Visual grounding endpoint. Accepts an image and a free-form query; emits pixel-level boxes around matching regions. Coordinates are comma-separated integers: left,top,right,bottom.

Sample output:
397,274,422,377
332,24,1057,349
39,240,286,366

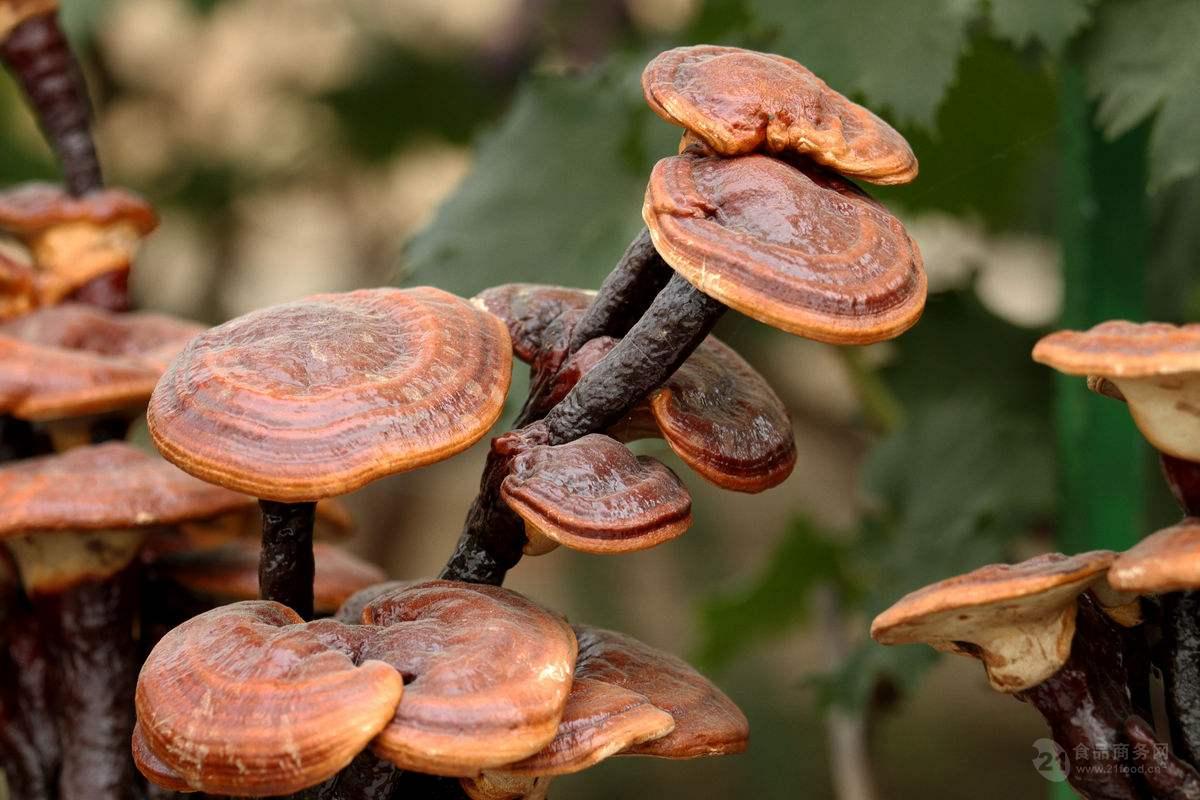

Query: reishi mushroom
148,287,511,619
0,441,249,798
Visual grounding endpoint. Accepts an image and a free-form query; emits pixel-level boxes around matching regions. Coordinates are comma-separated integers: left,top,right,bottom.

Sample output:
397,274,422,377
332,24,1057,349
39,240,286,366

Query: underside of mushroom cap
148,287,513,501
0,183,157,235
871,551,1118,692
0,442,250,537
499,433,693,555
135,601,404,796
361,580,578,776
644,153,926,344
1110,519,1200,594
642,46,917,184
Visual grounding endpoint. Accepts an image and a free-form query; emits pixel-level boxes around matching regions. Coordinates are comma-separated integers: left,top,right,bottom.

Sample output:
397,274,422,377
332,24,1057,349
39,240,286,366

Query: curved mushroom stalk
1162,591,1200,769
0,600,61,800
7,529,144,799
1124,715,1200,800
0,2,102,196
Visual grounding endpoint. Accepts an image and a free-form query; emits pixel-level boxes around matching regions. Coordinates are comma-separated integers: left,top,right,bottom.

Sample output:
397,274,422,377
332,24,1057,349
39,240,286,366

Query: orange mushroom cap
499,431,693,555
473,284,593,363
1109,518,1200,594
644,153,925,344
0,0,59,41
361,580,578,776
148,287,512,501
134,601,404,796
642,46,917,184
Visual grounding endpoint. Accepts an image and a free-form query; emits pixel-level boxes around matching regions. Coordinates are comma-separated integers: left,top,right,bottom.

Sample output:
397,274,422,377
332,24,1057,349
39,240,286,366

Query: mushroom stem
1124,715,1200,799
0,608,60,800
0,11,103,197
1160,453,1200,516
567,227,673,351
258,499,316,620
0,415,52,463
34,564,140,799
1162,591,1200,769
1015,595,1142,799
541,271,726,444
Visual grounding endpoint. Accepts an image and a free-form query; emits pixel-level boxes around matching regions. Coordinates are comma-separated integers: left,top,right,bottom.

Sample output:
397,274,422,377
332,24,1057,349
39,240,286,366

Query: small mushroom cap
870,551,1117,692
0,183,158,236
334,579,413,624
135,601,404,796
148,287,512,501
1035,322,1200,460
131,724,191,793
499,677,675,776
149,498,354,559
642,46,917,184
1110,519,1200,594
500,433,693,555
361,580,578,776
0,442,250,537
644,153,926,344
647,336,794,492
0,0,58,40
473,284,593,363
572,626,748,758
159,541,386,614
462,772,552,800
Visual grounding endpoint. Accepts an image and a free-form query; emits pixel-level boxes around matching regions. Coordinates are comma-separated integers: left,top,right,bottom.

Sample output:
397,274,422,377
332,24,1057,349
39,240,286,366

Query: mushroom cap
0,0,58,40
870,551,1117,692
147,498,354,559
642,46,917,184
334,579,414,624
0,249,36,319
499,677,675,776
500,433,693,555
1035,322,1200,460
148,287,512,501
158,541,386,614
361,580,578,776
643,153,926,344
647,336,794,492
131,724,191,793
473,284,593,363
1109,519,1200,594
0,183,158,236
0,442,250,537
0,304,202,421
135,601,404,796
572,626,748,758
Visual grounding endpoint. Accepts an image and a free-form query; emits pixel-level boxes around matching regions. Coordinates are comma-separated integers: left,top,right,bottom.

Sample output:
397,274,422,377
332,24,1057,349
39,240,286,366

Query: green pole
1050,61,1150,798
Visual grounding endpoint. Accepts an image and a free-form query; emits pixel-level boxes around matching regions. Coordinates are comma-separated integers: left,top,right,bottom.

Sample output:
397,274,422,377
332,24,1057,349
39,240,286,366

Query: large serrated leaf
988,0,1096,51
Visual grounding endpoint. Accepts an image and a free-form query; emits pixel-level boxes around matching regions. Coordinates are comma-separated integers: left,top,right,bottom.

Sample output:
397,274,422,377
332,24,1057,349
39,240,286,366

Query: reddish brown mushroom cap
0,442,250,536
135,601,404,796
644,153,926,344
573,626,748,758
473,284,593,363
0,249,36,319
1110,518,1200,594
158,541,386,615
0,0,59,40
131,724,190,793
871,551,1119,692
361,580,578,776
500,433,693,555
148,287,512,501
642,46,918,184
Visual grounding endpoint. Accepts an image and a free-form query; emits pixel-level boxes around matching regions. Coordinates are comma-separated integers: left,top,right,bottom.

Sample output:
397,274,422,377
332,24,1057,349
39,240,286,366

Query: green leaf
988,0,1095,51
694,516,855,670
745,0,976,127
1084,0,1200,191
402,52,678,297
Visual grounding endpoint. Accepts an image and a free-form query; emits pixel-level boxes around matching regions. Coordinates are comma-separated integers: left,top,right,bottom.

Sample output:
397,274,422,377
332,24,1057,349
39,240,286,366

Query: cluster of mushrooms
1,5,933,797
873,323,1200,798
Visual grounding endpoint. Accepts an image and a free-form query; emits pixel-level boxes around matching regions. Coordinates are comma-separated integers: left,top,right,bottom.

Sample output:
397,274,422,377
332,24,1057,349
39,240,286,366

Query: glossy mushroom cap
361,580,578,776
0,303,202,422
499,431,693,555
473,284,593,363
0,183,157,306
150,498,354,559
1034,321,1200,461
0,1,58,40
871,551,1118,692
1110,519,1200,594
158,541,386,615
135,601,404,796
642,46,917,184
149,287,512,501
644,153,925,344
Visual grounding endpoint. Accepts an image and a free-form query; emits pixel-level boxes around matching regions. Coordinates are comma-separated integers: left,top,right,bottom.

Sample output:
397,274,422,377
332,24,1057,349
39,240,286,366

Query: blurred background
2,0,1198,797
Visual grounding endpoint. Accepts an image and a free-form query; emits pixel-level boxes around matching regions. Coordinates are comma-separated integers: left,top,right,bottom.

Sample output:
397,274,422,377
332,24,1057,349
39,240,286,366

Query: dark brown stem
1124,715,1200,800
0,415,52,463
35,565,140,800
1016,595,1142,799
0,11,103,196
67,269,132,313
1163,591,1200,770
1160,453,1200,517
0,605,61,800
567,227,672,351
259,499,316,620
